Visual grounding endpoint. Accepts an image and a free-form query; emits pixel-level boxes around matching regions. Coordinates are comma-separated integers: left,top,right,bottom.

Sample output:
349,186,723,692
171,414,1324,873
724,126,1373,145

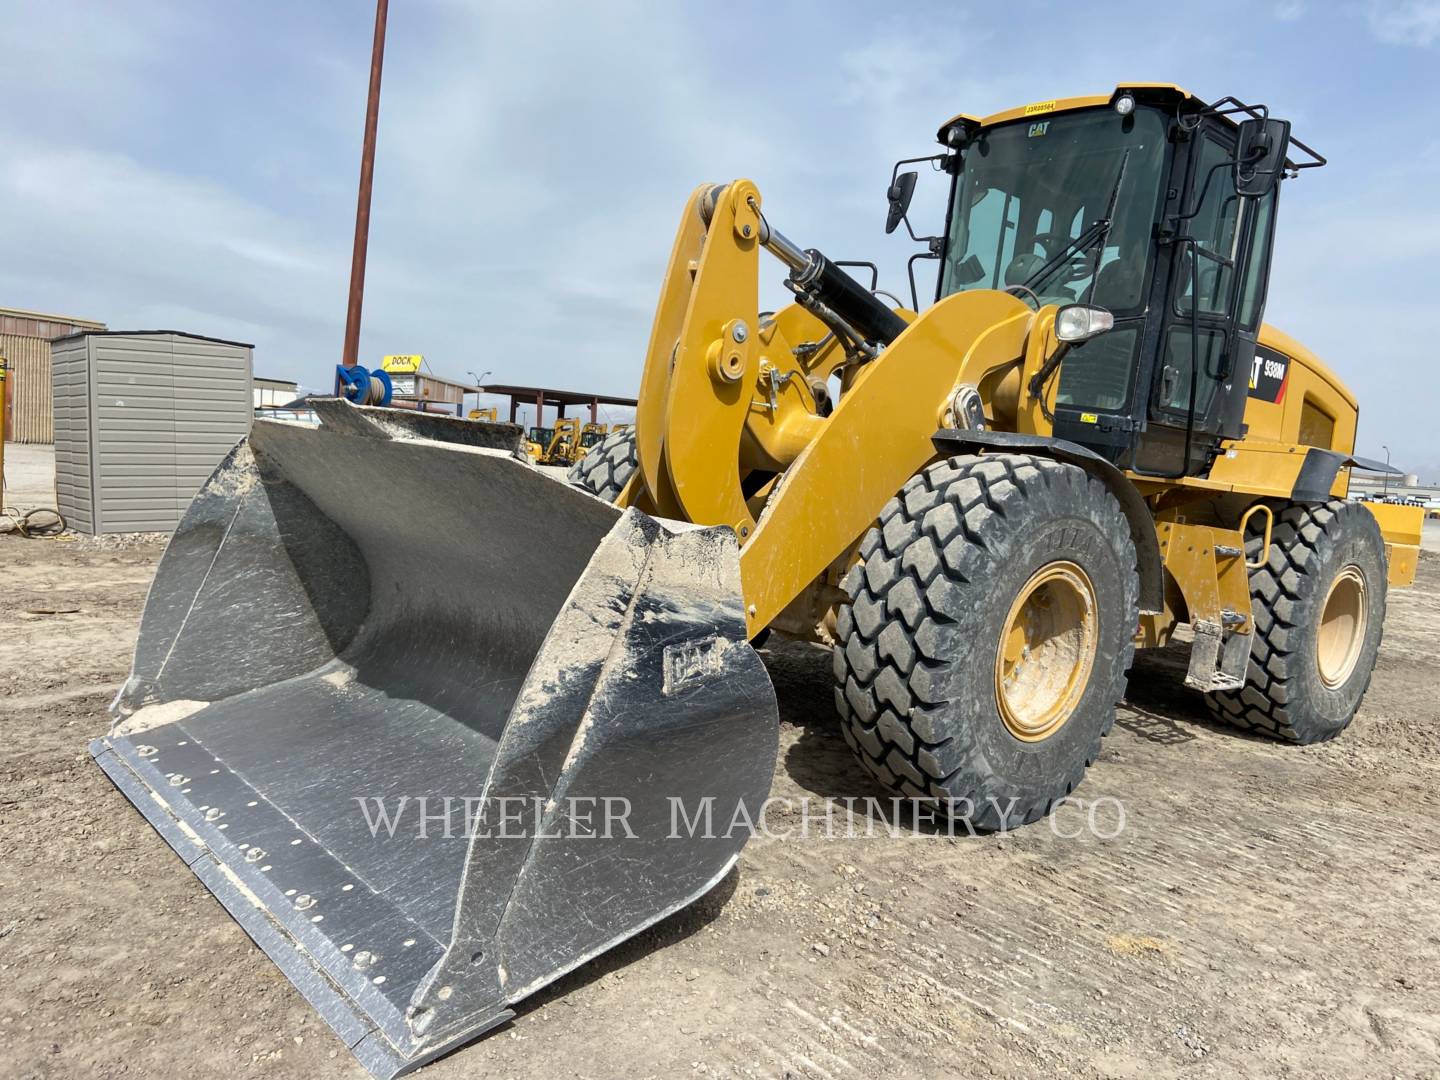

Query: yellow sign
1023,100,1057,116
381,354,423,374
1079,412,1099,424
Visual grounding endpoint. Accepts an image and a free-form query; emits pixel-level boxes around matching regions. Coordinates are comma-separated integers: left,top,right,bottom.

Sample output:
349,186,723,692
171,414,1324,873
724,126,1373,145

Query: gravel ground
2,534,1438,1080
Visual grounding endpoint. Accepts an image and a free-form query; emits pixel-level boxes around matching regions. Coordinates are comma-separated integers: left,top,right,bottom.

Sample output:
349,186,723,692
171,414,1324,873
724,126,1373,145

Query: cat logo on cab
1248,346,1290,404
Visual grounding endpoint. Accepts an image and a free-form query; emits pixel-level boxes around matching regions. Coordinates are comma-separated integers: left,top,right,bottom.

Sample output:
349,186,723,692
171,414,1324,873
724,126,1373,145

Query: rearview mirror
951,253,986,286
1234,117,1291,198
885,171,918,234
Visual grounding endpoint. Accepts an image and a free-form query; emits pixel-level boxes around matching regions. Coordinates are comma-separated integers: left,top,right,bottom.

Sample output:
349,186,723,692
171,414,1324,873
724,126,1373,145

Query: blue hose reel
335,364,393,406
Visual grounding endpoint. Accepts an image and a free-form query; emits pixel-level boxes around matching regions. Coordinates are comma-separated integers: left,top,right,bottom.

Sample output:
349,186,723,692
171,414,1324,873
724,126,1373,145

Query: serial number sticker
1024,100,1057,115
1079,412,1099,424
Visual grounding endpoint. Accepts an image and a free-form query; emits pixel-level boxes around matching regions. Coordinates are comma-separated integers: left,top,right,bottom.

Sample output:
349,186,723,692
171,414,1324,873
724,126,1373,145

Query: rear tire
567,429,637,502
1206,499,1386,744
832,454,1139,831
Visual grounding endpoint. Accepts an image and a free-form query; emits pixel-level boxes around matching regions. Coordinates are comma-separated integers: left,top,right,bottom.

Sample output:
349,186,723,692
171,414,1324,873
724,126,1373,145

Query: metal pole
0,356,9,504
341,0,389,369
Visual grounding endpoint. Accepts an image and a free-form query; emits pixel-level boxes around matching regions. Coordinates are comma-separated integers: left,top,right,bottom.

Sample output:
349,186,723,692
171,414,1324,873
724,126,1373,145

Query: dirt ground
3,529,1439,1080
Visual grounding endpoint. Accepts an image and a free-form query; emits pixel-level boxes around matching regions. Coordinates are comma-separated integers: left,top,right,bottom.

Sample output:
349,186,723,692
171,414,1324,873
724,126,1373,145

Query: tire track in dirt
4,542,1439,1079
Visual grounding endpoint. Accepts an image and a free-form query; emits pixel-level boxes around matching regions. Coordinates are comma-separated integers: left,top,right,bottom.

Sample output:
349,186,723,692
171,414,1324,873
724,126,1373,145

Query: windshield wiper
1021,150,1131,300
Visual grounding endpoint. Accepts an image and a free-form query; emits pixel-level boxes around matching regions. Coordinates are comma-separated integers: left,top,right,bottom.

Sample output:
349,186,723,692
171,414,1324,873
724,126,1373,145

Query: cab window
1176,135,1241,317
1238,188,1276,329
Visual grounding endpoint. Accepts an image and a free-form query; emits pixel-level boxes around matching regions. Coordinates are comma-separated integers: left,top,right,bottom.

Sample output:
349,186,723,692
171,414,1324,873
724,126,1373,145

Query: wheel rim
994,561,1098,742
1317,565,1367,690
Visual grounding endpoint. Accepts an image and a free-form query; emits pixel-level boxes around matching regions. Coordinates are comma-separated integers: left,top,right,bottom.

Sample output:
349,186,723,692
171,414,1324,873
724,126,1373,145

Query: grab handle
1240,503,1274,569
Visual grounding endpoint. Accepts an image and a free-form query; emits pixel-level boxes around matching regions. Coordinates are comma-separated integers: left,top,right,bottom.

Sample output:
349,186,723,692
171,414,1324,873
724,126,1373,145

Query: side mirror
1234,117,1291,198
885,171,918,234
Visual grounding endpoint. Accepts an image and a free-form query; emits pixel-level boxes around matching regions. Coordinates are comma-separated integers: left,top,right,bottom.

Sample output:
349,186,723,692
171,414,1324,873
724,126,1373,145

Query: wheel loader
91,83,1422,1077
521,423,551,460
579,421,609,452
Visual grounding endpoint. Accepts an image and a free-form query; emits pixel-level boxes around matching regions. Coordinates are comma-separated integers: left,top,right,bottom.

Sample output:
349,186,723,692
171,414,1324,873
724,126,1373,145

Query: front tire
1206,500,1386,744
832,454,1139,830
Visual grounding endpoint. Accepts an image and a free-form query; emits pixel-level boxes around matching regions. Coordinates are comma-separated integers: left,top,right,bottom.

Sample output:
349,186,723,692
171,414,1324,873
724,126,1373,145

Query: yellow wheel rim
1317,565,1367,690
994,561,1098,742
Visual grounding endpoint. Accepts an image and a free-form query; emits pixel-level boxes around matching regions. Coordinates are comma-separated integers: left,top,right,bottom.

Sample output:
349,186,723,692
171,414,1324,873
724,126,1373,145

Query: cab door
1133,124,1277,476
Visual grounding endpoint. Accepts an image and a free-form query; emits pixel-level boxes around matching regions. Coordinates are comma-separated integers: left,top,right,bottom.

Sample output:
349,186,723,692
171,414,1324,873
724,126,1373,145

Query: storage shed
51,331,253,534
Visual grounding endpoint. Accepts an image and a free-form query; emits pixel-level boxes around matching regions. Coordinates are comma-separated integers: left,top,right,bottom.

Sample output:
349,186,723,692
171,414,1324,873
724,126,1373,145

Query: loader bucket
90,401,779,1078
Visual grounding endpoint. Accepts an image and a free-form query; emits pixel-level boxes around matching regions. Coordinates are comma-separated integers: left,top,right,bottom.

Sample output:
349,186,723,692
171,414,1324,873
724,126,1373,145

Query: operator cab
919,85,1321,477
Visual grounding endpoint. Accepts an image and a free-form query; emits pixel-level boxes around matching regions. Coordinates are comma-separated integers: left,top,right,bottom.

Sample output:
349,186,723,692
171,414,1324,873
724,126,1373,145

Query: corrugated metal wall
52,332,253,534
52,337,95,534
171,335,252,512
1,333,56,443
1,309,107,443
91,334,183,531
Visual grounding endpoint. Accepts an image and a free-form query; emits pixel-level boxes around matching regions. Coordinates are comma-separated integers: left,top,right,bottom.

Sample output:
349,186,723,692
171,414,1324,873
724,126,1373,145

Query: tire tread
833,454,1138,829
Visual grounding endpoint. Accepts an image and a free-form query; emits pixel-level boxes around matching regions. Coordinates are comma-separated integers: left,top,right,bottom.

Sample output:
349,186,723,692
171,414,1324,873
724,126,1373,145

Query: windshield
940,107,1168,311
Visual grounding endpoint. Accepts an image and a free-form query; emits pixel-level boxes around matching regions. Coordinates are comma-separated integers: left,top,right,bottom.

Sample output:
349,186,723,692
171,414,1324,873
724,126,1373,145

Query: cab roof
935,82,1196,142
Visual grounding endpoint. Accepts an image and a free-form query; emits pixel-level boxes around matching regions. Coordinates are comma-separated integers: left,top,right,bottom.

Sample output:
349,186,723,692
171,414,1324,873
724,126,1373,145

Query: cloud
1366,0,1440,44
0,141,344,340
2,1,1438,471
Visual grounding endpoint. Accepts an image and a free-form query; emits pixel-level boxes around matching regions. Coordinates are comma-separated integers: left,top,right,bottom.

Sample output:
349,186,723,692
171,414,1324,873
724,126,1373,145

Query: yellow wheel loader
92,84,1422,1077
521,423,552,461
579,421,609,453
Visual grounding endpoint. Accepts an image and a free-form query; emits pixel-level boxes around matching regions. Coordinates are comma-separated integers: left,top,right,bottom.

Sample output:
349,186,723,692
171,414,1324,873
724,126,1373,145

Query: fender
1290,447,1407,503
931,428,1164,615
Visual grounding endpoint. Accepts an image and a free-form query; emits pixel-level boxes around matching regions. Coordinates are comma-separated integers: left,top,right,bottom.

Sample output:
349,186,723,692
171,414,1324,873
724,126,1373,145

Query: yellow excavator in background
517,419,587,465
541,418,584,466
92,84,1421,1077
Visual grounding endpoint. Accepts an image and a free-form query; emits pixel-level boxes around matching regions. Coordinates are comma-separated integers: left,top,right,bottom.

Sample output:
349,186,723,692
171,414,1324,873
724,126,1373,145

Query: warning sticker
1248,346,1290,404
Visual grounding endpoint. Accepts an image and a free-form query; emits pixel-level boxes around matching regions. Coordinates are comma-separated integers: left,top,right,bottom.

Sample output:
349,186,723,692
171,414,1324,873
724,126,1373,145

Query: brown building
1,306,107,443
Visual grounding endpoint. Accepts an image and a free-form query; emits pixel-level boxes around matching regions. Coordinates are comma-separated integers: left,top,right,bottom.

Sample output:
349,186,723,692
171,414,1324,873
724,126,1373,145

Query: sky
3,0,1439,474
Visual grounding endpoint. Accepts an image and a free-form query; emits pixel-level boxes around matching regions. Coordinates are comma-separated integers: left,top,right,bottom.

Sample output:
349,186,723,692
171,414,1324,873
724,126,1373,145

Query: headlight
1113,93,1136,116
1055,304,1115,342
